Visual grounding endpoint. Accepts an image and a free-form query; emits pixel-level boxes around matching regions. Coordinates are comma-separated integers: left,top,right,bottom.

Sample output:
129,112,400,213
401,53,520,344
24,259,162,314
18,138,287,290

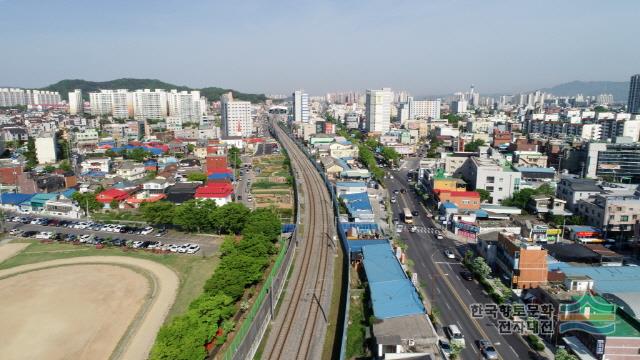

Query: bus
403,208,413,224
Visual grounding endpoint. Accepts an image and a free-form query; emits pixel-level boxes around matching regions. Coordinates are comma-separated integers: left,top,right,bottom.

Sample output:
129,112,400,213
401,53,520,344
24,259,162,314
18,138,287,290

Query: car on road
477,339,498,359
436,233,444,240
444,324,465,347
390,196,397,203
409,225,417,233
438,338,452,359
460,271,474,281
411,210,419,217
187,244,200,254
393,189,400,195
444,249,456,259
396,225,404,233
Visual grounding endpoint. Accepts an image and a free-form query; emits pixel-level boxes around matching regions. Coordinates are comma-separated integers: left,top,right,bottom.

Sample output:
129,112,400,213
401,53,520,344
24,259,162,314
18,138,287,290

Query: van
444,324,465,347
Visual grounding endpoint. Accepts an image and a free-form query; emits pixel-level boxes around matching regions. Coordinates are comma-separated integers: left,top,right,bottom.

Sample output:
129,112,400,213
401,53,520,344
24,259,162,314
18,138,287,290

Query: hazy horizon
1,0,638,96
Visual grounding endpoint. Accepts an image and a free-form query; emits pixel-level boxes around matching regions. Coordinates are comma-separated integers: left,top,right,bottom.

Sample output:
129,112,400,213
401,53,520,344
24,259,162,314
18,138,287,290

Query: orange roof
434,189,480,197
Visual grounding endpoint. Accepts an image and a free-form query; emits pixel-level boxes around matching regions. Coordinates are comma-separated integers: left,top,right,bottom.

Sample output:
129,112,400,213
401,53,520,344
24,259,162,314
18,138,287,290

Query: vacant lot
0,256,180,360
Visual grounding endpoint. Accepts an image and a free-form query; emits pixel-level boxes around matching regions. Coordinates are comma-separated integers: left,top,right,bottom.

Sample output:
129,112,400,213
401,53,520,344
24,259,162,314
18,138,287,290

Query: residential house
194,182,234,206
115,161,146,181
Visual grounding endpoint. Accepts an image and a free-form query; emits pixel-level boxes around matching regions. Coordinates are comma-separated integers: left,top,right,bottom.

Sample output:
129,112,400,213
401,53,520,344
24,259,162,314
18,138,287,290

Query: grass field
1,240,219,319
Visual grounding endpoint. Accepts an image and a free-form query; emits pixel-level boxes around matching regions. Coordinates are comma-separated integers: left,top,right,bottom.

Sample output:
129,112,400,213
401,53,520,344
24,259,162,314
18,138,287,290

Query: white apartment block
408,97,440,120
365,88,392,133
0,88,61,107
35,134,58,164
133,89,168,120
68,89,83,115
89,89,133,118
167,90,206,123
293,90,310,123
451,99,468,114
166,116,183,131
459,156,522,204
221,92,253,137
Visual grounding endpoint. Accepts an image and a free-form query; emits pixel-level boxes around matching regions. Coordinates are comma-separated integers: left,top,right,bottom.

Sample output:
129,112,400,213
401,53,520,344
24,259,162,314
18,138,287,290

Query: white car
169,244,179,252
35,231,53,239
390,197,397,203
436,234,444,240
79,234,93,243
9,228,21,235
187,244,200,254
177,244,190,253
396,225,404,233
140,226,154,235
444,249,456,259
409,226,417,233
132,240,144,248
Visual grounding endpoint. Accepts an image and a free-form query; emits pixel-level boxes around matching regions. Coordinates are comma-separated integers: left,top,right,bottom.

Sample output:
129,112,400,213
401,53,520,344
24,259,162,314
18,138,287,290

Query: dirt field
0,243,29,263
0,256,180,360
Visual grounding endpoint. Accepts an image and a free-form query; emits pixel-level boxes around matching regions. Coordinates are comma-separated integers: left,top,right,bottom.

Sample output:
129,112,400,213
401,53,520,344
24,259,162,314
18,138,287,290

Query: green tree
72,191,103,214
187,143,195,153
105,149,118,158
127,147,151,162
173,199,217,232
449,342,464,359
477,189,491,203
555,348,578,360
186,172,207,182
24,137,38,169
501,188,537,209
109,199,119,209
140,201,176,225
58,160,73,172
471,257,492,278
594,105,608,113
464,139,485,152
43,165,56,173
381,146,401,165
57,134,70,160
210,203,250,234
227,146,242,168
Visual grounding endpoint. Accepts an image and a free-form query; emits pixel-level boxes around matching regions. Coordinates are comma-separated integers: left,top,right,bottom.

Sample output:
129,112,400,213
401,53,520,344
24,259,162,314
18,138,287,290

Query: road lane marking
445,302,451,310
466,288,472,296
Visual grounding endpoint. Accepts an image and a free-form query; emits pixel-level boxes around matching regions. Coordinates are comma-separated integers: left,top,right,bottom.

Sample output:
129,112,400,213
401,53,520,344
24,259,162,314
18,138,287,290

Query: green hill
41,78,267,103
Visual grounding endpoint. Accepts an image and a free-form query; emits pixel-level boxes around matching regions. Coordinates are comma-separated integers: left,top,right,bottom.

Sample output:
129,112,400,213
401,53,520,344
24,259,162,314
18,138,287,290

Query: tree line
149,207,282,360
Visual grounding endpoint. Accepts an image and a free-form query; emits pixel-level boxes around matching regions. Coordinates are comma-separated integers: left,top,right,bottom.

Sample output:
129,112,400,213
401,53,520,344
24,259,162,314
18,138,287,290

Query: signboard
411,273,418,286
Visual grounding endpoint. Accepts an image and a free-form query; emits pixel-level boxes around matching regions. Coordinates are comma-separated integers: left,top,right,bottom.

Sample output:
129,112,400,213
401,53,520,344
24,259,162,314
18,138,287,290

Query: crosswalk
405,226,440,234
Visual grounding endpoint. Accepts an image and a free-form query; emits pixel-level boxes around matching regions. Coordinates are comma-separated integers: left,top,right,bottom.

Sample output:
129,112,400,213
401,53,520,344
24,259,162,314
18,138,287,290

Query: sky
1,0,639,96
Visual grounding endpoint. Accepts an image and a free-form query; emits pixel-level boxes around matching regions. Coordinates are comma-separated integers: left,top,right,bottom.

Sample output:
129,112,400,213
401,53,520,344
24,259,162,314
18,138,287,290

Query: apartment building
89,89,133,118
458,156,522,204
585,141,640,183
576,194,640,241
68,89,83,115
365,88,392,133
495,232,548,289
292,90,310,123
133,89,168,120
0,88,61,107
167,90,206,123
556,177,603,211
221,92,252,137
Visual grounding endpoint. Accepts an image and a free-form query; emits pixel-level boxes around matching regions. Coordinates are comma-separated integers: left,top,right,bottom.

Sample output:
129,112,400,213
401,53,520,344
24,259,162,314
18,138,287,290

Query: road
235,155,255,209
385,157,540,360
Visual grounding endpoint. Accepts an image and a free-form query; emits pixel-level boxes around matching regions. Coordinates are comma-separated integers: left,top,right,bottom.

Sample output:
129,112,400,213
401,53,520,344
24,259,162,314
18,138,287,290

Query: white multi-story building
459,156,522,204
292,90,310,123
597,94,614,106
89,89,133,118
133,89,168,120
407,97,440,120
0,88,61,107
35,134,58,164
221,92,252,137
451,99,468,114
68,89,83,115
365,88,392,133
167,90,206,123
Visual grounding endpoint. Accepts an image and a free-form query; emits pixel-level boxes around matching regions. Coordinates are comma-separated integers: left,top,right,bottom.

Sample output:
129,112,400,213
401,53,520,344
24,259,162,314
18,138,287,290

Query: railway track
264,123,334,359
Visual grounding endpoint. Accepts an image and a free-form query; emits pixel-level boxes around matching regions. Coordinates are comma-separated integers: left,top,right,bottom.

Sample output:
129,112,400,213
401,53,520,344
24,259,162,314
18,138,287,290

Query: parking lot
4,216,221,255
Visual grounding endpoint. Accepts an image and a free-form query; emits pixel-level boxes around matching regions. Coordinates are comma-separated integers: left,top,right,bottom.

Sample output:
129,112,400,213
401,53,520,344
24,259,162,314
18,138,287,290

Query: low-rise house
339,192,375,222
96,188,130,207
81,158,110,173
194,182,234,206
165,183,200,203
335,181,368,196
142,178,170,194
434,190,481,211
115,161,146,181
556,176,603,211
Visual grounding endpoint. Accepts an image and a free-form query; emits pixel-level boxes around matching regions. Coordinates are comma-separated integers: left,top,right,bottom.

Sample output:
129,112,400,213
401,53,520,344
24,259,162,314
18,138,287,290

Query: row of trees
149,208,281,360
140,200,252,235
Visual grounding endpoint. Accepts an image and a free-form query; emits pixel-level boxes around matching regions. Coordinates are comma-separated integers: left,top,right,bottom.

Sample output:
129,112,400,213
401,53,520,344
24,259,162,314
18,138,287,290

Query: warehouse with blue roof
339,192,374,222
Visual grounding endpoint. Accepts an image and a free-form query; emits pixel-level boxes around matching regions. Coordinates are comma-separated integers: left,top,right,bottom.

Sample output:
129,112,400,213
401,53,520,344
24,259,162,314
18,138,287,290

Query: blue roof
340,222,380,233
340,192,373,215
516,167,556,173
334,157,351,170
475,209,489,218
282,224,295,233
336,181,367,188
348,240,389,253
341,156,354,161
207,173,234,180
443,202,458,209
362,244,425,319
144,160,158,166
549,261,640,294
82,170,106,177
61,188,77,199
567,225,601,233
1,193,34,205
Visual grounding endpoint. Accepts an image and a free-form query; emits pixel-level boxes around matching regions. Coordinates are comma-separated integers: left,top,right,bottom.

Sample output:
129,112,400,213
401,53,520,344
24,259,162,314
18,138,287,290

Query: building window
621,215,629,222
487,176,495,184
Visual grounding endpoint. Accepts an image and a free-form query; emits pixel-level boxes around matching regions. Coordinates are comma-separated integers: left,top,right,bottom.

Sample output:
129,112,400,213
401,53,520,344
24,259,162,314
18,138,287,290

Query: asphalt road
5,221,221,255
385,158,541,360
235,155,255,209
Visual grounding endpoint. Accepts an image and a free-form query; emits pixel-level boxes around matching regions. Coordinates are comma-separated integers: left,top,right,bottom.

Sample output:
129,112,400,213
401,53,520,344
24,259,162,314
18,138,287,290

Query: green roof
563,294,640,337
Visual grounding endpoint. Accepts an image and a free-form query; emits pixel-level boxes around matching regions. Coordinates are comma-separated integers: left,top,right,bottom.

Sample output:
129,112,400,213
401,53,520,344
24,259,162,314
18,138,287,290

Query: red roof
208,167,233,175
194,183,234,199
96,189,130,203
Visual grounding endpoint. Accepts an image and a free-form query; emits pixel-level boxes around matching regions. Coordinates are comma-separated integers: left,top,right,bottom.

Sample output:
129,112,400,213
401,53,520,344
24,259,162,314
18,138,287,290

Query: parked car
64,234,77,242
140,226,154,235
155,229,168,237
478,339,498,359
169,244,180,252
438,338,452,359
9,228,21,236
460,271,474,281
187,244,200,254
22,230,38,238
177,244,190,253
132,241,144,248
